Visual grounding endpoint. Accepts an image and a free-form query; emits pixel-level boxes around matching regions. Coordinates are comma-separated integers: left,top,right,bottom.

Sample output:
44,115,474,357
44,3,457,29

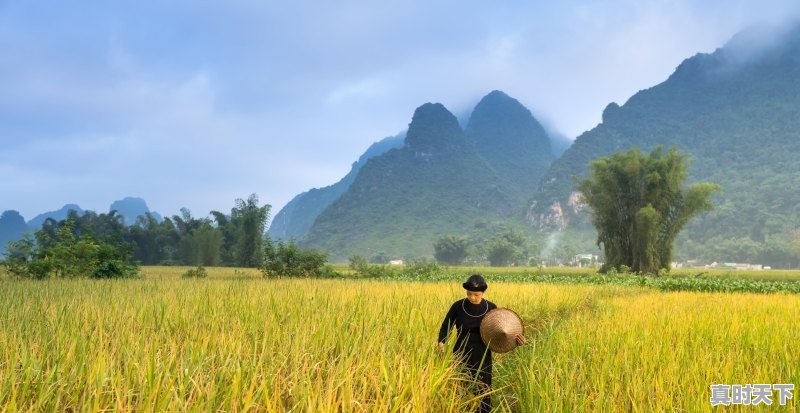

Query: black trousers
455,342,492,413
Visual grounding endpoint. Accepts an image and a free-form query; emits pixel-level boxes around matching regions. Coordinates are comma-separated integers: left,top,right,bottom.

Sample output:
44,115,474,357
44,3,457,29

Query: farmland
0,266,798,411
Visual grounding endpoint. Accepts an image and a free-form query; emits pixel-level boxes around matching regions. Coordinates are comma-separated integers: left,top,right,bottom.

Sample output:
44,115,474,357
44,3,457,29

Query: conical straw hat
480,308,524,353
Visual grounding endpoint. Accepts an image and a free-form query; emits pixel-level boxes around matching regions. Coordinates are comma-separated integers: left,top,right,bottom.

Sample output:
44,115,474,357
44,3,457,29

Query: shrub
349,254,396,278
401,260,445,278
262,238,338,278
3,229,138,279
182,265,208,279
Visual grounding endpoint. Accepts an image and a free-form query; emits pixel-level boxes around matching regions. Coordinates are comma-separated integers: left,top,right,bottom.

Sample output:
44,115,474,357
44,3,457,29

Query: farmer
437,274,526,413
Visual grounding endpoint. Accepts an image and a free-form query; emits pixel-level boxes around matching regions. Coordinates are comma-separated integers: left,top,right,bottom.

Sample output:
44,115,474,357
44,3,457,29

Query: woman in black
437,274,526,413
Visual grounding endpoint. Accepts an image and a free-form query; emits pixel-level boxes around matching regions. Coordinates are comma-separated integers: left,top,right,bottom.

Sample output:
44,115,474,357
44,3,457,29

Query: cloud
2,0,799,219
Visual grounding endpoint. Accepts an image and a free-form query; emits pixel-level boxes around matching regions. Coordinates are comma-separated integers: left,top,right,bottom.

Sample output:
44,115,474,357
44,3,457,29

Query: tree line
129,194,270,267
432,230,541,266
2,194,335,279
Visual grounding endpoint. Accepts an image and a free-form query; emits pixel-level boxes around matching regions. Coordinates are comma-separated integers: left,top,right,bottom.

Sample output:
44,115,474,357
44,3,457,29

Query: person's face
466,290,484,304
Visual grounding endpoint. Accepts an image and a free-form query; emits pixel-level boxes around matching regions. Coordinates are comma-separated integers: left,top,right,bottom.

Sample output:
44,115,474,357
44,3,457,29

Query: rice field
0,266,798,411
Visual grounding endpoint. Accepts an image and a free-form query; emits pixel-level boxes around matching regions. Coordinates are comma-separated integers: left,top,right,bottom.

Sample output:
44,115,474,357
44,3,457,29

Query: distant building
571,253,600,268
702,261,769,270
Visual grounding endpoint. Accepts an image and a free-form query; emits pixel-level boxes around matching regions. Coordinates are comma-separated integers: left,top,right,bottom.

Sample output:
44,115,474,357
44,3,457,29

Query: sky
2,0,799,222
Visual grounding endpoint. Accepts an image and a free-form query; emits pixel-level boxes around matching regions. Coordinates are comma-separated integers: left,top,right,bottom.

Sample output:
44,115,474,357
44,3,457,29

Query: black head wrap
462,274,488,292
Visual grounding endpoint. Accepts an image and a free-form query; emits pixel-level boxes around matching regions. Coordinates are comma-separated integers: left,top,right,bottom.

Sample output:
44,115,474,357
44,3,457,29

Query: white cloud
2,0,800,219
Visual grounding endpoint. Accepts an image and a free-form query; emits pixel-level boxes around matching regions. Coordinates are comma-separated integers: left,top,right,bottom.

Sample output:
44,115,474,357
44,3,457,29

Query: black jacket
438,298,497,352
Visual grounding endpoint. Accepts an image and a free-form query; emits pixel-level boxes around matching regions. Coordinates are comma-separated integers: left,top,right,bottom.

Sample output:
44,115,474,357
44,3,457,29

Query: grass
0,266,798,411
332,263,800,281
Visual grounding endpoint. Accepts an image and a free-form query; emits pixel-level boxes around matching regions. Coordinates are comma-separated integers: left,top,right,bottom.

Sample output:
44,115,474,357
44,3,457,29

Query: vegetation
6,193,275,269
576,146,720,274
3,217,139,279
181,265,208,278
433,235,471,265
464,90,554,209
349,254,394,278
261,238,335,278
268,134,405,242
336,261,800,295
303,98,553,260
0,269,797,410
481,230,534,267
530,26,800,268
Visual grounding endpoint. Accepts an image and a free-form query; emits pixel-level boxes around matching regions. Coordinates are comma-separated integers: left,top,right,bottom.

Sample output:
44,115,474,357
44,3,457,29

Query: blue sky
1,0,798,221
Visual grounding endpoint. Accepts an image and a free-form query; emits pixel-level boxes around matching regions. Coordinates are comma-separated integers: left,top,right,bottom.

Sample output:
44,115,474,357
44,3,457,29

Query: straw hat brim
480,308,524,353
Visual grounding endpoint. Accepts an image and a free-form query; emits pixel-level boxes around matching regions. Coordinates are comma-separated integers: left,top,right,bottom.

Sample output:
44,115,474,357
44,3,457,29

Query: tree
129,213,180,265
210,211,236,265
794,230,800,252
433,234,470,265
231,194,271,267
262,237,332,277
484,237,516,266
172,208,205,265
481,230,528,266
576,146,720,274
4,217,138,279
194,223,223,267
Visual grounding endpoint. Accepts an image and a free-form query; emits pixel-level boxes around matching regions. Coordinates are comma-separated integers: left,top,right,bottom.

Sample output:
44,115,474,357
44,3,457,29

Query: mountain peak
404,103,464,154
26,204,84,230
669,22,800,84
464,90,554,201
466,90,552,153
469,90,539,128
478,90,521,106
0,210,29,256
110,197,162,226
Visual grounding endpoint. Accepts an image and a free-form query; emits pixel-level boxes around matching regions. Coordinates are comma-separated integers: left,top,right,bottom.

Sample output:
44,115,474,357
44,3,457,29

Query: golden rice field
0,266,798,412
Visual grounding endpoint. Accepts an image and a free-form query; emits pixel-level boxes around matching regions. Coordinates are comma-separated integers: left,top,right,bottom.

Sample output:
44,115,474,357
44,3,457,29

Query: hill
109,197,162,226
0,210,29,255
27,204,84,231
465,90,554,212
528,23,800,267
302,92,555,260
267,133,404,241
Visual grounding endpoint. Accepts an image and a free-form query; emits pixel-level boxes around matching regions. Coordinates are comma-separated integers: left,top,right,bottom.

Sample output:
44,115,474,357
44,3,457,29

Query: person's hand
437,342,445,353
516,334,527,346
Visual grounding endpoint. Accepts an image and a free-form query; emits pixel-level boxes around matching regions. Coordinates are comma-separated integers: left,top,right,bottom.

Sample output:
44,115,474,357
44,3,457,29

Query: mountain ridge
301,91,555,260
527,22,800,267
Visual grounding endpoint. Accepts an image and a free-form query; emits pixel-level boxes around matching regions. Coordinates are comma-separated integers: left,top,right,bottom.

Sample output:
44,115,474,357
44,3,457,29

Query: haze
1,0,798,220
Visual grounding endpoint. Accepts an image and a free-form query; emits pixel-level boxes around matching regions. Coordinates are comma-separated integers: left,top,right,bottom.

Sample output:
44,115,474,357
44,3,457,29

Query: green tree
484,237,516,267
4,218,138,279
262,237,332,277
129,213,180,265
433,234,470,265
172,208,204,265
481,230,528,266
210,211,236,265
231,194,271,267
576,146,720,274
194,223,223,267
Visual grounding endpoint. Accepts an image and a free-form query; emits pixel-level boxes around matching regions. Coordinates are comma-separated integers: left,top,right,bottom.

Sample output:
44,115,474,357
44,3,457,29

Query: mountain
546,130,573,157
465,90,554,211
303,102,510,259
268,133,404,241
302,94,554,260
0,210,29,254
27,204,84,231
527,23,800,267
109,197,162,226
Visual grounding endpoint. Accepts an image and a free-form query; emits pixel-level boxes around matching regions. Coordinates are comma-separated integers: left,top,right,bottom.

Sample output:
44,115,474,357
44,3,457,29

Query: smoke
540,230,562,259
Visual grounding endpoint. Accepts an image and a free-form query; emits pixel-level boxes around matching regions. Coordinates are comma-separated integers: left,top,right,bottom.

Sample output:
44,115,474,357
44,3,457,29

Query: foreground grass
0,267,798,411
